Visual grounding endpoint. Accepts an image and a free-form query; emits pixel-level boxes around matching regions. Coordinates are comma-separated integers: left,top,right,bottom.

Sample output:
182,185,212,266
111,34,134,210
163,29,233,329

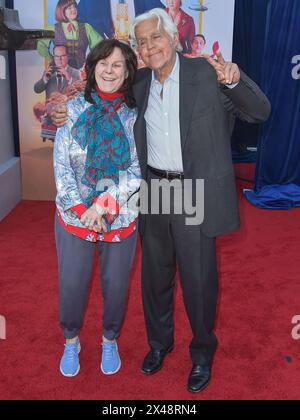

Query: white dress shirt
145,54,184,172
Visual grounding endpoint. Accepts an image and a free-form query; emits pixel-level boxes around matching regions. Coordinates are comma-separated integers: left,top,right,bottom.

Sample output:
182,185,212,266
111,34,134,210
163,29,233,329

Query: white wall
0,53,14,165
0,1,22,221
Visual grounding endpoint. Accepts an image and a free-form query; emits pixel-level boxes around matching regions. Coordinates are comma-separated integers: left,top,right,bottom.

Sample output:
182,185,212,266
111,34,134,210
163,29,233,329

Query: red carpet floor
0,180,300,400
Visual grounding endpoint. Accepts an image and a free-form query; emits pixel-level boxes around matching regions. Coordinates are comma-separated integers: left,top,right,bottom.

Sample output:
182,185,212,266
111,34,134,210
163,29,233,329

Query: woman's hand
81,205,108,234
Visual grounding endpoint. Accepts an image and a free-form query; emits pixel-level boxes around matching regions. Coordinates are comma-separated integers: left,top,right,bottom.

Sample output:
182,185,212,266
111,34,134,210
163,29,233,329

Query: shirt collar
62,20,78,29
152,53,180,84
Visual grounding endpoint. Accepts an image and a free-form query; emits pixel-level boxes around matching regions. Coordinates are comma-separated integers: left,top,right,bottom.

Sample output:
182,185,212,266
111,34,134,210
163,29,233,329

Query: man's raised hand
203,50,240,86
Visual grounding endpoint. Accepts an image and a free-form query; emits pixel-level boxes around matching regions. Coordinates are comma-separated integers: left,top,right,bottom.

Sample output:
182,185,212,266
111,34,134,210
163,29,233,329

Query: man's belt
148,166,184,181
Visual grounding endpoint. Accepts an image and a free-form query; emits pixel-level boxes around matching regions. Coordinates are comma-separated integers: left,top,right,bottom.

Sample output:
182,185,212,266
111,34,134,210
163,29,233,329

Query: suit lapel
179,55,200,151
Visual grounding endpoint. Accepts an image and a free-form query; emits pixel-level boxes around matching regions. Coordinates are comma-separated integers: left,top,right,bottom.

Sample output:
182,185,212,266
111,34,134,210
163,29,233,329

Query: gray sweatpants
55,216,138,340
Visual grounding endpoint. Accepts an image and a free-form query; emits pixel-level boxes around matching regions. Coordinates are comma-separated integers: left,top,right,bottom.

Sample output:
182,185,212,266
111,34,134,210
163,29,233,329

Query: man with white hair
130,9,270,393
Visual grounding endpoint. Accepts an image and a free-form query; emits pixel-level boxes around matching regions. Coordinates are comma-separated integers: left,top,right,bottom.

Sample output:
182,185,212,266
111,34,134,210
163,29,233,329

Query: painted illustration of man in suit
165,0,196,53
50,7,271,393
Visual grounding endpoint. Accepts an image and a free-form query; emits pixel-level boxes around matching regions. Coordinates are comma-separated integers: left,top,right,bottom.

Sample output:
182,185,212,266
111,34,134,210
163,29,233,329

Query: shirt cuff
71,203,87,218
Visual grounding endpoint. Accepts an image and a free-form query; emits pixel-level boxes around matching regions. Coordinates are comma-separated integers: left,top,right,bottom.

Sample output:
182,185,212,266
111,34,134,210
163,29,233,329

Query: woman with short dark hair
54,39,141,378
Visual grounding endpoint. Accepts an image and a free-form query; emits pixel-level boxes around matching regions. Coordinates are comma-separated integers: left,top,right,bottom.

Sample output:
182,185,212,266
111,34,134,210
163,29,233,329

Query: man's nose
146,39,155,50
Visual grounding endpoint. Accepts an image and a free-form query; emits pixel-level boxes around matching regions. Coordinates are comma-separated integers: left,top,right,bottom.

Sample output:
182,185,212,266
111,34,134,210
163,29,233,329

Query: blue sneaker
60,339,81,377
101,341,121,375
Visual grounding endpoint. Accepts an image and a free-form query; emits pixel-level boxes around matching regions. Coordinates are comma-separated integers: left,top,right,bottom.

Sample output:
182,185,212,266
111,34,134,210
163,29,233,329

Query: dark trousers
141,172,219,366
55,216,137,340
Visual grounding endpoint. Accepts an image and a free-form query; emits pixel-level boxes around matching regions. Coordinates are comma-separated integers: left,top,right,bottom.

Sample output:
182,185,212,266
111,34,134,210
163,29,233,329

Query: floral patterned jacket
54,94,141,241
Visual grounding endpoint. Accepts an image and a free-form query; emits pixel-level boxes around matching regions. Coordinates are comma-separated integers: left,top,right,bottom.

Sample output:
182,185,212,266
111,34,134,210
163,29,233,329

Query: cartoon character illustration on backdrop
33,44,84,142
34,45,81,99
184,34,206,58
165,0,195,53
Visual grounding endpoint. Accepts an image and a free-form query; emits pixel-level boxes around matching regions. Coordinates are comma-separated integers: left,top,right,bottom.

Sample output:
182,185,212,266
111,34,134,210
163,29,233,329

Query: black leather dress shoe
141,347,173,375
188,365,211,393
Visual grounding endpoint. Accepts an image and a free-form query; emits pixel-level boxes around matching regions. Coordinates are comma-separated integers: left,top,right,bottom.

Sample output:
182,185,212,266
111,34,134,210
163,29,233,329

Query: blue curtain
245,0,300,209
231,0,270,162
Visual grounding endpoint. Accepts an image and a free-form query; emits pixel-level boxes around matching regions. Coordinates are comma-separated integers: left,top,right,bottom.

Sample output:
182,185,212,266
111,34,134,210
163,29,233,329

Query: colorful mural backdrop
15,0,235,200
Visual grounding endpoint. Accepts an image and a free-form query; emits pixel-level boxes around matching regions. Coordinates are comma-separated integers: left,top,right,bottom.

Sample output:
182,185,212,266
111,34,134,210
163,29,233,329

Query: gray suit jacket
133,54,271,238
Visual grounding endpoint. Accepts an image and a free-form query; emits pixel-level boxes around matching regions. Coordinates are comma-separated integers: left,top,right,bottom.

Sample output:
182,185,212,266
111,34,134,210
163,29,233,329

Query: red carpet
0,179,300,400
